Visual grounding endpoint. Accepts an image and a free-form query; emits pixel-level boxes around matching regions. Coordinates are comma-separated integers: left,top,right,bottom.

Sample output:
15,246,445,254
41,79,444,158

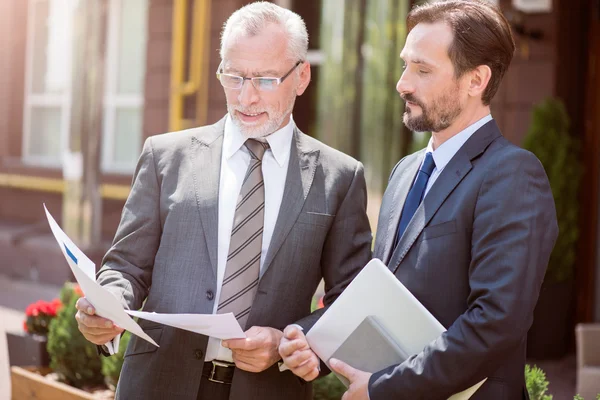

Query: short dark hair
407,0,515,105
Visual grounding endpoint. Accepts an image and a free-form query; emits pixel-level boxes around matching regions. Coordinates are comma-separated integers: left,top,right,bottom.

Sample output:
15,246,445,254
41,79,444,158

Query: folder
330,315,409,387
306,259,486,400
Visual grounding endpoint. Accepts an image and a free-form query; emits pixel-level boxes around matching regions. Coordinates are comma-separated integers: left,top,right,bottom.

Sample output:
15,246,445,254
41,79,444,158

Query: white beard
228,95,297,138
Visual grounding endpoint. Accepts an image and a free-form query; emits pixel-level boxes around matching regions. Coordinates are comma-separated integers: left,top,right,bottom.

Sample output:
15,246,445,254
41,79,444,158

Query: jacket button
194,349,204,360
206,290,214,301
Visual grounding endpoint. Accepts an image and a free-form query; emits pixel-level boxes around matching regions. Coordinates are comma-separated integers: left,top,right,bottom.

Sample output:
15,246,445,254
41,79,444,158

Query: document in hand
44,205,159,351
44,205,245,346
306,259,486,400
125,310,245,340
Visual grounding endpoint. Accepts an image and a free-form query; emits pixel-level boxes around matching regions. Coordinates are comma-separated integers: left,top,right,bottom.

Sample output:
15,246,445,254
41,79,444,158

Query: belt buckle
209,360,232,384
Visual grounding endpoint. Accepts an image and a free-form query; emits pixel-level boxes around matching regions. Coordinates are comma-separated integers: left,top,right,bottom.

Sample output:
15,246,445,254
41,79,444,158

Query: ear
467,65,492,100
296,61,311,96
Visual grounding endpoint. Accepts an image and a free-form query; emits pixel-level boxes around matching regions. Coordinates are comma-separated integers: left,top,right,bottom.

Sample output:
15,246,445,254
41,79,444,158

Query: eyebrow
400,55,436,68
223,67,282,77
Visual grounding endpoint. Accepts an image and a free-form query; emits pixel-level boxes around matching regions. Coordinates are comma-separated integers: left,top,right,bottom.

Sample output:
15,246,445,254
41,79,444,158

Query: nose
237,80,260,107
396,70,414,97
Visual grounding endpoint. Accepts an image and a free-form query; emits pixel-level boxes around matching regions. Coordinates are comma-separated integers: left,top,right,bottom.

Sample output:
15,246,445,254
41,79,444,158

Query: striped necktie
217,139,269,329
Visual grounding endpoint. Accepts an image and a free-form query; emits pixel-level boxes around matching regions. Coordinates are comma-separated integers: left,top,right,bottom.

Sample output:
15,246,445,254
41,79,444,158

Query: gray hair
220,2,308,62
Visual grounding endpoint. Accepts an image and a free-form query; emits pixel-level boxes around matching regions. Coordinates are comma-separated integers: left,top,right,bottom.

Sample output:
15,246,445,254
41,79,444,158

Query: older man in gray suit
74,2,372,399
281,1,558,400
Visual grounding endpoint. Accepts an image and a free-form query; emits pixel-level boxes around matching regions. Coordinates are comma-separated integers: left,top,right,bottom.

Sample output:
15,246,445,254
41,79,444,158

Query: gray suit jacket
369,120,558,400
97,117,372,400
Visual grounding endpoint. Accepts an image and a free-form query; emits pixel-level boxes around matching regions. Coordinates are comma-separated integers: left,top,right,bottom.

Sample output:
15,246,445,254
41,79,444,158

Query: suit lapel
191,117,226,278
387,120,502,273
378,152,424,265
261,127,319,276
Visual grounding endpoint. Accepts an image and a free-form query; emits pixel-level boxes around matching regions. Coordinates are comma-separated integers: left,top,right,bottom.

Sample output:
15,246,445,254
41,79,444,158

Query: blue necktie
395,152,436,246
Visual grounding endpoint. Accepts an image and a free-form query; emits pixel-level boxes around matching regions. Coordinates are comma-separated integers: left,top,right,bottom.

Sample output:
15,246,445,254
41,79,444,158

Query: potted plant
522,97,583,359
6,297,62,367
10,283,114,399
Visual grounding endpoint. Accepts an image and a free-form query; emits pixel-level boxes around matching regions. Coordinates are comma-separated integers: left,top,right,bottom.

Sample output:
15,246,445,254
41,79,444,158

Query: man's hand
75,297,124,345
330,358,372,400
278,325,320,381
222,326,283,373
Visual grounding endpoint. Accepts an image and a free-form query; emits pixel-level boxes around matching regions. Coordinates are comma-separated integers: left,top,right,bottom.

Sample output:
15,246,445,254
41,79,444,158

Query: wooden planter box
10,366,114,400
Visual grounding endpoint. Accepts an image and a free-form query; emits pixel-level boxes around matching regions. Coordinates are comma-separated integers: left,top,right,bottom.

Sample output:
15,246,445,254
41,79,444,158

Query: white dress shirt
205,114,294,362
423,114,493,197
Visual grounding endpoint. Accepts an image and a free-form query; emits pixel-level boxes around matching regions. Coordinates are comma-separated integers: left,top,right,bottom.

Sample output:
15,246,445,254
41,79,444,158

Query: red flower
317,295,324,309
22,298,63,335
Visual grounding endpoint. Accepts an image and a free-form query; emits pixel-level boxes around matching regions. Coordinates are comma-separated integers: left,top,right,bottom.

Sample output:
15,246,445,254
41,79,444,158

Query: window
22,0,149,173
101,0,149,173
22,0,73,166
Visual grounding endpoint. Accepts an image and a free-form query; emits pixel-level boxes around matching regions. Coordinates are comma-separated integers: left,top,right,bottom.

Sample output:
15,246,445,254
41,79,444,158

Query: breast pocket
296,211,335,227
420,219,457,241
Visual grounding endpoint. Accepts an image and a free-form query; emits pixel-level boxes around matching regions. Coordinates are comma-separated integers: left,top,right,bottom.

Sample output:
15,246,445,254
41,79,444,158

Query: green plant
574,395,584,400
409,131,431,154
101,330,131,389
47,283,103,389
525,364,553,400
313,372,346,400
522,97,583,283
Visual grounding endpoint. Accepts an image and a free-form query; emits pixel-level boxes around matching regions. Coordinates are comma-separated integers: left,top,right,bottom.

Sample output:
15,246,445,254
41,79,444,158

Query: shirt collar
223,114,295,167
426,114,493,171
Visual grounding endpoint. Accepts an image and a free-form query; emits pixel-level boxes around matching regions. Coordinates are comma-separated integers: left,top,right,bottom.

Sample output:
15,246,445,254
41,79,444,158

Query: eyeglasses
216,61,303,92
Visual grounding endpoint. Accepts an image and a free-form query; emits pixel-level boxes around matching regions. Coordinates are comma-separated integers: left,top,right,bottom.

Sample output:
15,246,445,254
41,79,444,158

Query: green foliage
525,364,553,400
409,131,431,154
101,331,131,389
522,98,583,283
313,373,346,400
574,395,584,400
47,284,103,388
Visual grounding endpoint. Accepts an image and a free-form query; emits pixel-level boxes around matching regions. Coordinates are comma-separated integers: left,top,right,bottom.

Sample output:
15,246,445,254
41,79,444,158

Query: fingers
286,351,320,381
231,350,273,373
329,358,355,381
279,326,319,381
223,337,257,351
279,326,310,360
75,309,115,329
82,331,122,345
280,348,314,369
283,324,305,341
231,353,261,373
75,297,96,316
223,326,267,351
278,336,309,358
75,297,122,345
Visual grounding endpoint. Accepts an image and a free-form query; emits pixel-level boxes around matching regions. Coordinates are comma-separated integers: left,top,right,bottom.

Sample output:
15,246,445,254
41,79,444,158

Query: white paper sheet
126,310,245,340
306,259,486,400
44,205,158,349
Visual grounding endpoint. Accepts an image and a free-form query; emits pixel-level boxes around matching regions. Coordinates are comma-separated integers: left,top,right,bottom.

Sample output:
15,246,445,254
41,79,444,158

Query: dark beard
402,89,462,132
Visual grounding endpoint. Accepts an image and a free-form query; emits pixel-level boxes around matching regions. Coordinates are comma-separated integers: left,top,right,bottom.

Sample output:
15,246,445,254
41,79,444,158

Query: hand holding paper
75,297,124,345
44,204,245,352
44,205,159,349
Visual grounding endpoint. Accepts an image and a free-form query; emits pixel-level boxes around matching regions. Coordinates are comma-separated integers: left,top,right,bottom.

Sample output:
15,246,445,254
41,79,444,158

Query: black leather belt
202,360,236,384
